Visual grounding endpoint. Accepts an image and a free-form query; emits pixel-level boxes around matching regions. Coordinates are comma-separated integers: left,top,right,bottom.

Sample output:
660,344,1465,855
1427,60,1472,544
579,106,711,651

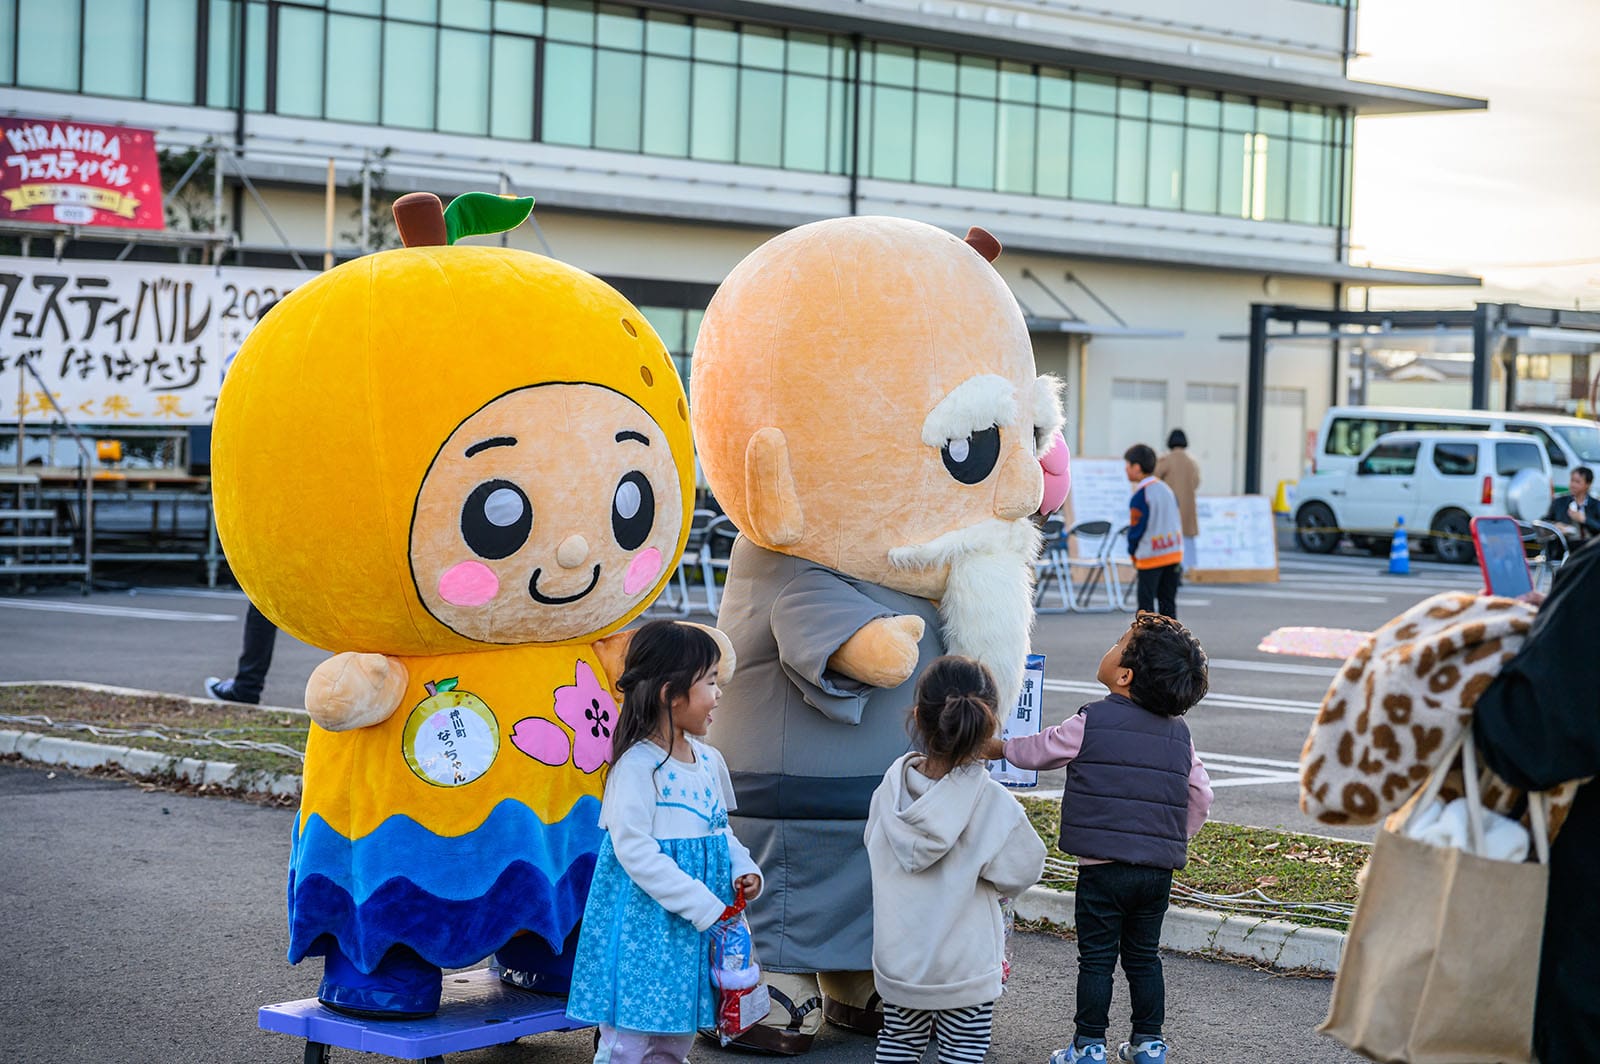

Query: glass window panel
332,0,382,12
1218,130,1250,217
438,28,491,135
1116,79,1148,117
1070,111,1114,200
693,19,735,62
147,0,198,102
245,1,268,110
999,62,1034,103
1146,121,1181,209
1035,108,1070,197
830,39,850,80
593,48,642,150
640,306,686,354
495,0,543,35
277,8,326,117
645,12,689,56
546,0,594,43
387,0,435,20
828,77,850,174
916,50,955,93
1150,84,1183,122
1257,101,1289,137
382,19,435,127
783,74,829,172
18,0,80,90
955,97,995,189
958,55,996,97
868,85,913,180
996,102,1034,194
787,32,828,75
689,63,736,161
1182,125,1218,213
1114,117,1146,205
738,67,783,165
443,0,491,28
83,0,143,97
913,91,954,185
206,0,237,107
596,4,641,50
1075,72,1115,114
1186,89,1220,127
490,34,535,138
1221,93,1253,131
1291,103,1326,141
541,42,592,144
325,14,381,123
1039,68,1070,108
1288,138,1322,223
642,55,689,155
741,26,784,70
0,0,13,84
873,43,913,87
1261,134,1287,220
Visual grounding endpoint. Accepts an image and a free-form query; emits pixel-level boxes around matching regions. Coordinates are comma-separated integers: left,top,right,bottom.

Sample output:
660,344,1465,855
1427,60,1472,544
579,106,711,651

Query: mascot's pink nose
1037,431,1071,517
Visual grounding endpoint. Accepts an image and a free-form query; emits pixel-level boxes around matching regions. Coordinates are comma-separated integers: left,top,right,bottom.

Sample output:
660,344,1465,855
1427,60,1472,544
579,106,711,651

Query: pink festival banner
0,117,164,229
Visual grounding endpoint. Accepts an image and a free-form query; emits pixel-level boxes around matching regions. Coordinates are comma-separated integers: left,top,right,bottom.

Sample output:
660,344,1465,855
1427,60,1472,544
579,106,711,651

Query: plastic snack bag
708,884,771,1044
998,896,1016,990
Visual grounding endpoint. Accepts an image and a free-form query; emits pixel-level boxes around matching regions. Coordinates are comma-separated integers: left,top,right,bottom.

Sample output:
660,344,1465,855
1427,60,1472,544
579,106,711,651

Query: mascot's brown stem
394,192,449,248
964,226,1001,263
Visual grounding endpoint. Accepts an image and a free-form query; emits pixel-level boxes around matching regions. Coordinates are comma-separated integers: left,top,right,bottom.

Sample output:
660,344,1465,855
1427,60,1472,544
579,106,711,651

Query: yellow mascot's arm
827,614,925,689
594,624,738,701
304,652,410,732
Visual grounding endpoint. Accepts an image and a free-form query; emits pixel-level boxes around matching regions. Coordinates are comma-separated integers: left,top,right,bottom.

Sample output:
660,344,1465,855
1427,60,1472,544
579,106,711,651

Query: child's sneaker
1050,1043,1107,1064
1117,1039,1168,1064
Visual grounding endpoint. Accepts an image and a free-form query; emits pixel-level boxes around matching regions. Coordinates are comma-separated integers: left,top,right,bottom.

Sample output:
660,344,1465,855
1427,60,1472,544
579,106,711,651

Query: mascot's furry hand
828,614,926,689
305,652,410,732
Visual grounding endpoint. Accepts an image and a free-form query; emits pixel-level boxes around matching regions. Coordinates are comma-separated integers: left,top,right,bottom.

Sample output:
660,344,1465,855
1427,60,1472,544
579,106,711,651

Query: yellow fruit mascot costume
212,192,697,1017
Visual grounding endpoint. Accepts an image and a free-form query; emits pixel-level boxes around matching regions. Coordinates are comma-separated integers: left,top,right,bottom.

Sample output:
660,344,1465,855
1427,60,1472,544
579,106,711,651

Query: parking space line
0,598,237,622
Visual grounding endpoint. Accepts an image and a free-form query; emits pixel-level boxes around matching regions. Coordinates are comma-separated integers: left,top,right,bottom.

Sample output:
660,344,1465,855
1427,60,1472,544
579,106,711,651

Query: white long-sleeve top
600,737,762,932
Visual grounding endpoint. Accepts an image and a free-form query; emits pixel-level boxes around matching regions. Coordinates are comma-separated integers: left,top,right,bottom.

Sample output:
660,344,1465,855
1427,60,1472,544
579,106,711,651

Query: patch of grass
0,683,307,777
1021,797,1366,928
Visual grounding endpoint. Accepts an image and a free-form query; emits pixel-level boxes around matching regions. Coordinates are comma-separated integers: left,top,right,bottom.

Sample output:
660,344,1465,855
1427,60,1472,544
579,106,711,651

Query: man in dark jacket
1541,466,1600,549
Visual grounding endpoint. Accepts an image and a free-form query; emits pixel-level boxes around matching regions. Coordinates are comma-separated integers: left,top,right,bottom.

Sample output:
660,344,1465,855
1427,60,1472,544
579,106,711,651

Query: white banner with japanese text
0,256,311,425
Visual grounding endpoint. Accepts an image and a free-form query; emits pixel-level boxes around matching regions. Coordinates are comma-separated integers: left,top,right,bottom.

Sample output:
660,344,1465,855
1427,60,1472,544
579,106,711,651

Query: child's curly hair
1122,612,1209,717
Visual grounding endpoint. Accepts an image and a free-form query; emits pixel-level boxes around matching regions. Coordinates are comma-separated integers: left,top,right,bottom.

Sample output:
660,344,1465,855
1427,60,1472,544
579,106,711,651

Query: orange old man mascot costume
211,192,708,1017
692,216,1069,1052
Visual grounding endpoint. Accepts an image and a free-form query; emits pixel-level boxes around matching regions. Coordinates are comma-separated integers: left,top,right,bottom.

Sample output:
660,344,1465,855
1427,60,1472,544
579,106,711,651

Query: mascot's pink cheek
438,561,499,606
624,547,663,596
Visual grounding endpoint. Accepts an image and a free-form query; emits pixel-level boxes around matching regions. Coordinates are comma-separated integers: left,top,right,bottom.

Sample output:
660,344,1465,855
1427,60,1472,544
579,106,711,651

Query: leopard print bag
1299,591,1582,837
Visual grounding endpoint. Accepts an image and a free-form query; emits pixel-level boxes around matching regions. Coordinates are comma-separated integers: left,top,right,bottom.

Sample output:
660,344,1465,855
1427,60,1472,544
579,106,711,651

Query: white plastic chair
697,515,739,616
648,508,718,617
1062,520,1120,612
1033,516,1072,614
1107,523,1137,611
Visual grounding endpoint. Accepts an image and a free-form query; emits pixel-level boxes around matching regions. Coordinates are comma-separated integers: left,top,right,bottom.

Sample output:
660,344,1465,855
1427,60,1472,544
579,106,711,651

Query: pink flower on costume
554,661,616,774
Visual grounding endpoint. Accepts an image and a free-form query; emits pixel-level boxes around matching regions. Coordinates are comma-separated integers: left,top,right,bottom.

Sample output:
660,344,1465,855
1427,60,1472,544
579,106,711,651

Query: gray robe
709,537,945,973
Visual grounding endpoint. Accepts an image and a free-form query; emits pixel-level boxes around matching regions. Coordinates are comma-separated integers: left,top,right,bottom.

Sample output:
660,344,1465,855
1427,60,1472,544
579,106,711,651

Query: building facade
2,0,1480,493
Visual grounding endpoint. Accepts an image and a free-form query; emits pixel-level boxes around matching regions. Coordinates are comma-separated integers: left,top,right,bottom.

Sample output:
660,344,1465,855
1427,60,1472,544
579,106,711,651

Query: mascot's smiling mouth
528,565,601,605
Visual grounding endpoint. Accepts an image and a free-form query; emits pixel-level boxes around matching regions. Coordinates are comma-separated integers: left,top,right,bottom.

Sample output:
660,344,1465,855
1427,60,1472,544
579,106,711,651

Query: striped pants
874,1001,996,1064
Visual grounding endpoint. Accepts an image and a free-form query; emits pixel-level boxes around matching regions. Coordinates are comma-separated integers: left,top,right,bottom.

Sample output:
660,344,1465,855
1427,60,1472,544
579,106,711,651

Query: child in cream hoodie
865,656,1048,1064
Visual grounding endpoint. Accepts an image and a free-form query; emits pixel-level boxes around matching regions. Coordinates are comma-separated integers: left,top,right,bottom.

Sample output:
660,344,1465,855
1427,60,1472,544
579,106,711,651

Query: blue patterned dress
567,738,759,1033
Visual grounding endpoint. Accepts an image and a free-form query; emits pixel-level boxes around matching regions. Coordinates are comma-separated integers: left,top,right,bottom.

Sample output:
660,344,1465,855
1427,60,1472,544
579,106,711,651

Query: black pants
1135,564,1180,617
1073,862,1173,1044
231,602,279,703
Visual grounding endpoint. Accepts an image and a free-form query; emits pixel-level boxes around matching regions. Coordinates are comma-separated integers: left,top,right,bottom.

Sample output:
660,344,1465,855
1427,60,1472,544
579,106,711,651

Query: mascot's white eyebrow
465,436,517,458
920,374,1019,447
615,430,650,446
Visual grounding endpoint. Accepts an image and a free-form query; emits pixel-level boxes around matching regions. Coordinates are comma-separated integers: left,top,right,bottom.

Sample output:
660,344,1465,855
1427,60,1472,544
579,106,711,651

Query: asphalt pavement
0,761,1362,1064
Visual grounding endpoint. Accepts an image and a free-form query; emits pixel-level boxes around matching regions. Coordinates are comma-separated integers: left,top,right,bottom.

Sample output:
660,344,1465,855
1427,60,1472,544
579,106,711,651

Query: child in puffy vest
984,614,1212,1064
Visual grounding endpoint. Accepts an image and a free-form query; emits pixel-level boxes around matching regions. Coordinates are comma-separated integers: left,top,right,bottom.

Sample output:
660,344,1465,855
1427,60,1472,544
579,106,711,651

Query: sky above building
1349,0,1600,310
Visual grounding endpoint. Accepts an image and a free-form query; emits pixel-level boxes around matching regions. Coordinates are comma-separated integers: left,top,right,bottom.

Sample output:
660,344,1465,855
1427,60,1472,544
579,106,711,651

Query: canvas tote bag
1321,730,1550,1063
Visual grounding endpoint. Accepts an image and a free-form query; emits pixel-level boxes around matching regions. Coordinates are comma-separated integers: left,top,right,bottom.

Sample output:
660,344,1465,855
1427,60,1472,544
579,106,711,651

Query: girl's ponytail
911,655,1000,768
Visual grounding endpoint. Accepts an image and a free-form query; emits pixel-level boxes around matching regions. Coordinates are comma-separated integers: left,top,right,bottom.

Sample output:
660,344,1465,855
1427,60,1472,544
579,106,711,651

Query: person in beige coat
1154,430,1201,567
864,656,1047,1064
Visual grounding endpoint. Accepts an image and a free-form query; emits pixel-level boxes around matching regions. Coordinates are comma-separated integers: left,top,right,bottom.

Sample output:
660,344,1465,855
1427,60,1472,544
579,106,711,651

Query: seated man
1543,466,1600,556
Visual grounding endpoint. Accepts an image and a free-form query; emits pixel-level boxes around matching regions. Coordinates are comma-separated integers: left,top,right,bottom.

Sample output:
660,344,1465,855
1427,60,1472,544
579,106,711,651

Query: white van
1314,406,1600,487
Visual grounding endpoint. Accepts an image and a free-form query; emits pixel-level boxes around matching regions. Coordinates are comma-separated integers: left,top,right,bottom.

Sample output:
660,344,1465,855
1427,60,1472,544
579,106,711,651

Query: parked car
1313,405,1600,488
1294,430,1552,563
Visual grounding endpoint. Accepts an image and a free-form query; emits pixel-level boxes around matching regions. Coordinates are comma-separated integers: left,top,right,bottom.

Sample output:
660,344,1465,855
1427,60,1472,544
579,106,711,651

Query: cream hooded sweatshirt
864,753,1048,1011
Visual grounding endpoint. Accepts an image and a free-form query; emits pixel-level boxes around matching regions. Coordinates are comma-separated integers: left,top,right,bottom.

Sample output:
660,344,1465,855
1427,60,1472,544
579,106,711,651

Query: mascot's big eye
612,471,655,551
941,426,1001,485
461,479,532,559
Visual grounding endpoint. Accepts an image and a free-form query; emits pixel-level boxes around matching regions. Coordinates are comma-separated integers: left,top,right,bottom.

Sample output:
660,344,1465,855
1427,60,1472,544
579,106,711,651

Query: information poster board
1187,495,1279,583
990,654,1045,788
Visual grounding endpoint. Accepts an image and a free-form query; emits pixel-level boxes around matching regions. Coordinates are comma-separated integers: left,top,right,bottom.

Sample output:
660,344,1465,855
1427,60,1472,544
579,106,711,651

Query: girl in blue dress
568,620,763,1063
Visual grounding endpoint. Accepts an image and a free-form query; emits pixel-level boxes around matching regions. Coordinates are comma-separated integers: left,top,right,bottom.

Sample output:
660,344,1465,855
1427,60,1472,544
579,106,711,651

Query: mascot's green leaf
444,193,536,245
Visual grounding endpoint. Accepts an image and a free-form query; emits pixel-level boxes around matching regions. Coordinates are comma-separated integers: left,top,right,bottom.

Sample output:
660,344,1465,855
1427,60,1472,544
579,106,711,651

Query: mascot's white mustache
889,518,1043,717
